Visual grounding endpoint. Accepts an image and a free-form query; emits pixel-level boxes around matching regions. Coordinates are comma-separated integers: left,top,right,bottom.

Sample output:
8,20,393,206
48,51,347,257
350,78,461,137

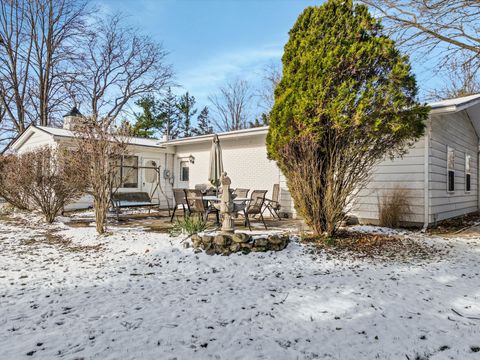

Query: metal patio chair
243,190,268,231
184,189,218,222
170,188,188,222
263,184,281,219
233,188,250,198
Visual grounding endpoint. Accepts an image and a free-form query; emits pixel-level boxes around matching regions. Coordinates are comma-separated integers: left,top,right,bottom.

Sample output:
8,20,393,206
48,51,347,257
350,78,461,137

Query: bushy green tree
159,87,181,139
249,112,270,128
133,96,163,138
177,92,197,138
192,106,213,136
267,0,429,237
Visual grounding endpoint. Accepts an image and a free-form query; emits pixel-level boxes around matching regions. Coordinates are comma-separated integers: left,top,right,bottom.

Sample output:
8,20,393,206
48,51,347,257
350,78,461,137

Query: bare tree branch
427,59,480,100
0,0,90,139
76,14,173,126
209,78,252,132
255,61,281,113
361,0,480,77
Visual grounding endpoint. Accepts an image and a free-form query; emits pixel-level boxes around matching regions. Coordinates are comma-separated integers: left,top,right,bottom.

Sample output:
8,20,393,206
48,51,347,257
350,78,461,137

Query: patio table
203,196,250,202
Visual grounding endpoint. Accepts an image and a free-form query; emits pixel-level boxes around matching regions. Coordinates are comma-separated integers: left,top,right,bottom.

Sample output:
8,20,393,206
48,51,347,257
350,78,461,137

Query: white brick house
6,94,480,227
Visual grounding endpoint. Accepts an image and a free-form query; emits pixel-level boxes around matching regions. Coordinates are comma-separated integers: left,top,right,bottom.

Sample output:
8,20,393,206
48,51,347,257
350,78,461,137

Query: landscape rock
254,238,269,247
214,234,231,246
252,246,267,252
205,247,216,256
192,232,289,255
201,235,214,245
268,235,283,245
191,234,201,242
232,233,250,243
229,243,241,252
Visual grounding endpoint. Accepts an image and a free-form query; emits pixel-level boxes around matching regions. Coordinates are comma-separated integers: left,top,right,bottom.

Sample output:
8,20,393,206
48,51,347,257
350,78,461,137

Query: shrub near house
0,146,88,223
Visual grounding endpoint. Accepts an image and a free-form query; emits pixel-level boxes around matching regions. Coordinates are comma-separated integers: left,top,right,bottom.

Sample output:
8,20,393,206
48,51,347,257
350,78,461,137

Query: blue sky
94,0,440,121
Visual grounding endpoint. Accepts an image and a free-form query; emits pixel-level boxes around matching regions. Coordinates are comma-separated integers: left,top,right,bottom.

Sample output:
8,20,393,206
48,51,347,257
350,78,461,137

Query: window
465,154,471,193
447,147,455,192
115,156,138,188
180,162,189,181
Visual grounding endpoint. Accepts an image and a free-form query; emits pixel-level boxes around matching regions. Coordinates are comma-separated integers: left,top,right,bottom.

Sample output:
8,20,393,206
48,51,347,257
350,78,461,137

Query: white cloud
176,44,283,103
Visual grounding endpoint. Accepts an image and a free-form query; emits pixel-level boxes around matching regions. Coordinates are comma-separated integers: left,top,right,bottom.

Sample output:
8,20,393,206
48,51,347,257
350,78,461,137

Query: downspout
422,118,431,231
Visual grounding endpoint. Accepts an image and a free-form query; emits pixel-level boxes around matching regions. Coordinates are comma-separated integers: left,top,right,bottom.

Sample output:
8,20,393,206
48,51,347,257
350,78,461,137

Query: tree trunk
94,198,107,234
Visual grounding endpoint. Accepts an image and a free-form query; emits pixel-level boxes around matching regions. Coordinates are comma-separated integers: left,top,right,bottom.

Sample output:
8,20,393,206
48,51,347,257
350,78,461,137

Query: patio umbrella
208,134,224,194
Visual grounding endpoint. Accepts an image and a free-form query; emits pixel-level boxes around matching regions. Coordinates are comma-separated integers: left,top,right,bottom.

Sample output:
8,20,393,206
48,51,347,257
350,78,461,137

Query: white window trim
465,153,471,193
447,146,455,193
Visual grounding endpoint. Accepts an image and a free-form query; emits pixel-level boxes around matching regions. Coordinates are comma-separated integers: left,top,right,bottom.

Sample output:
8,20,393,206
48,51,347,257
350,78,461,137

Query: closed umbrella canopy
208,134,224,189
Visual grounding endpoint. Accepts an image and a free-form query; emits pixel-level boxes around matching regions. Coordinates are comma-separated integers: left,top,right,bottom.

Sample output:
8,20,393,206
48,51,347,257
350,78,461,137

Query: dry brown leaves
428,212,480,235
303,231,447,262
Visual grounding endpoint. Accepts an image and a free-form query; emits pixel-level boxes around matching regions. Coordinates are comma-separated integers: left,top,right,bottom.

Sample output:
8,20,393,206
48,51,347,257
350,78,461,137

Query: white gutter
423,118,431,231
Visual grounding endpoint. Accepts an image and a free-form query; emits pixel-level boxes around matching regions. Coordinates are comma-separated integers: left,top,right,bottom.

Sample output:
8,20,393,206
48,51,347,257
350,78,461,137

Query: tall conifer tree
267,0,429,236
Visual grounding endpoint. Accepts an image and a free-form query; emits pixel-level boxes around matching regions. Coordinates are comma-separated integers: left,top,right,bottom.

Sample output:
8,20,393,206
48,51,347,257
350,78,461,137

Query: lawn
1,212,479,359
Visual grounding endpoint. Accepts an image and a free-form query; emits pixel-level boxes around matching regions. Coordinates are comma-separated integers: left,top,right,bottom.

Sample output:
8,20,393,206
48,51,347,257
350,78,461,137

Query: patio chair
170,188,188,222
243,190,268,231
263,184,281,219
184,189,219,222
231,188,249,218
233,188,250,198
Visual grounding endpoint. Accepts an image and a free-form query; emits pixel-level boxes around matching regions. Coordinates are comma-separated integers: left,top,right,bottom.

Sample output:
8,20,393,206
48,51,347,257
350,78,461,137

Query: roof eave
429,96,480,114
161,126,269,146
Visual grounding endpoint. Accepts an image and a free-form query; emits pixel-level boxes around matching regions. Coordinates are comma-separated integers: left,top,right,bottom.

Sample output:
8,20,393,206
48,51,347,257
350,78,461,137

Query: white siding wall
16,130,55,154
135,149,175,210
64,145,174,211
172,134,294,216
351,139,426,224
428,111,478,222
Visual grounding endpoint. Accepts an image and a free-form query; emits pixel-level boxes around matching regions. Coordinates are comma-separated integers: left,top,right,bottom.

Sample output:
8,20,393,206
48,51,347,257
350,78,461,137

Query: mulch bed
427,212,480,235
303,230,447,262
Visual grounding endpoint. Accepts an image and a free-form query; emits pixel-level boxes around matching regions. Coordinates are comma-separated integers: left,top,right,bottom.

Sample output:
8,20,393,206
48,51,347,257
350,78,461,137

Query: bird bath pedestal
214,172,244,234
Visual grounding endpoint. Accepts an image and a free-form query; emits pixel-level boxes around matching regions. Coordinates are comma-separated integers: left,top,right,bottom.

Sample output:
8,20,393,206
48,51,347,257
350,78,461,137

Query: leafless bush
72,117,130,234
378,187,411,228
0,155,31,210
0,146,89,223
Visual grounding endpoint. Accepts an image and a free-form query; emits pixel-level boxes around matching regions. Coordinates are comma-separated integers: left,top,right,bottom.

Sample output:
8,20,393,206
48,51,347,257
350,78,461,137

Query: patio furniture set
170,184,281,231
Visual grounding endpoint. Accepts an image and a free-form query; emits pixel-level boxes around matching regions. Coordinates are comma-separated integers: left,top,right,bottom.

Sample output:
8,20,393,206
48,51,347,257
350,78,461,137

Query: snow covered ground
1,213,479,359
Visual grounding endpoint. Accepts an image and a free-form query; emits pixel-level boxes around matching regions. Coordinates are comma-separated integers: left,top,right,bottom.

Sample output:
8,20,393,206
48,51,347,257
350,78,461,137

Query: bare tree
77,14,173,126
361,0,480,73
428,60,480,100
72,117,130,234
0,0,90,139
209,79,252,131
256,62,281,112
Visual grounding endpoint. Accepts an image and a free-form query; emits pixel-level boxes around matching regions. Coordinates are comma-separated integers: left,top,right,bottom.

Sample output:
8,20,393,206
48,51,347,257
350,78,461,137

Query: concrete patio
65,209,308,234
